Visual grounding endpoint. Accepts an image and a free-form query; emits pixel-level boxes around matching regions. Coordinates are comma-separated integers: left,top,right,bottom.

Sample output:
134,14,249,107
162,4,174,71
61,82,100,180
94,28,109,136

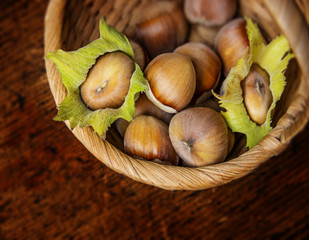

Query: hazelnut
227,128,235,155
215,18,249,75
194,96,222,113
128,39,149,70
135,1,188,58
115,94,173,137
169,107,229,167
134,94,173,123
188,24,221,49
174,42,221,103
145,52,196,113
241,63,272,125
80,51,134,110
184,0,237,26
124,115,179,165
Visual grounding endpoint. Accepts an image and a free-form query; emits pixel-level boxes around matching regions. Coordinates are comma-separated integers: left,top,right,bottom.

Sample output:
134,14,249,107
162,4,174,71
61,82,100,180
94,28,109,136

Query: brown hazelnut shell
169,107,229,167
215,18,250,75
80,52,134,110
135,1,188,58
128,39,149,70
145,52,196,113
184,0,237,26
174,42,221,102
124,115,179,165
115,94,173,137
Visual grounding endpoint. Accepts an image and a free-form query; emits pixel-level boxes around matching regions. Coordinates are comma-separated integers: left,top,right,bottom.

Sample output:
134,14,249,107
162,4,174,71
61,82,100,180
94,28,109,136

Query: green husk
46,19,148,138
214,17,294,149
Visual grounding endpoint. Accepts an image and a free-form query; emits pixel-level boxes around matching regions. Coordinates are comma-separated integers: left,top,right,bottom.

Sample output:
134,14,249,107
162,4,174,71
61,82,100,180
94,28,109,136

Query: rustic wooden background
1,0,309,239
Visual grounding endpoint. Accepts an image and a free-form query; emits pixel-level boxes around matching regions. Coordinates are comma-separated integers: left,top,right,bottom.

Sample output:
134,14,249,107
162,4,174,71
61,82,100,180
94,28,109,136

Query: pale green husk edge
214,17,294,149
46,19,148,138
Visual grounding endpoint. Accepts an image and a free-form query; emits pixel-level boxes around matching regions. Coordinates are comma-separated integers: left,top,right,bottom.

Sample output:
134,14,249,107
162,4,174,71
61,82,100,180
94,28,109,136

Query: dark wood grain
0,0,308,239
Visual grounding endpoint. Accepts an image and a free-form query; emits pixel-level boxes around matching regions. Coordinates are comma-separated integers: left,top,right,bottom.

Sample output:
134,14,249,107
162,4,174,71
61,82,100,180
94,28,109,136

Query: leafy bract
46,19,148,138
214,17,294,149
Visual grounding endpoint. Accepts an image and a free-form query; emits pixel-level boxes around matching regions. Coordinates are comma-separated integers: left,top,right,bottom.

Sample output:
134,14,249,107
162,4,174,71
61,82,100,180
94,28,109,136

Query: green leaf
214,17,294,149
46,19,148,138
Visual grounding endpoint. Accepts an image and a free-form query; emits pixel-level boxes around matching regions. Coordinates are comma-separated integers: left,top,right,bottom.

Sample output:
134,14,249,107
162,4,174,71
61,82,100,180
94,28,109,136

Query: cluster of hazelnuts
80,0,272,167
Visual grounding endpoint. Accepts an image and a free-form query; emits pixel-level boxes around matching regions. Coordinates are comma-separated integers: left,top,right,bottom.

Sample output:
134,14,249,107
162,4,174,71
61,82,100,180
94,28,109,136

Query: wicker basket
44,0,309,190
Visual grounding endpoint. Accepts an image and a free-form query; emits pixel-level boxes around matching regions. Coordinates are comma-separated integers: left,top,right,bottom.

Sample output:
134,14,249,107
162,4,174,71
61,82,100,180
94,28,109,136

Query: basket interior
45,0,308,190
60,0,300,155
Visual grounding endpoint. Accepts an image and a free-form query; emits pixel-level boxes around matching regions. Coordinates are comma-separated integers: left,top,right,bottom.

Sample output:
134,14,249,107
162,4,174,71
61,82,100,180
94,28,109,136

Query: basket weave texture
44,0,309,190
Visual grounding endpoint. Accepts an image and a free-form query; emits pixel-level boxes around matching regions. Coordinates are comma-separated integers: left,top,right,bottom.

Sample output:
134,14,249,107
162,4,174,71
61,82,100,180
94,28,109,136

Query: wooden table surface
1,0,309,239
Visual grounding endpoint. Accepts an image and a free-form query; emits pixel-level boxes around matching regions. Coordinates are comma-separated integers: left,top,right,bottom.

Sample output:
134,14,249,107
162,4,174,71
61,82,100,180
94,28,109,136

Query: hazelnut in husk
213,18,294,149
80,51,134,110
241,63,272,125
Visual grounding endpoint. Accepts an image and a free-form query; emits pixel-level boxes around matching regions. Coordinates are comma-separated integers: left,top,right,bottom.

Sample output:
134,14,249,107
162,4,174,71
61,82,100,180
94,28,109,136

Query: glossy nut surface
241,63,272,125
169,107,228,167
175,42,221,101
115,94,173,137
136,1,188,58
80,52,134,110
134,94,173,124
215,18,249,75
145,52,196,113
124,115,178,165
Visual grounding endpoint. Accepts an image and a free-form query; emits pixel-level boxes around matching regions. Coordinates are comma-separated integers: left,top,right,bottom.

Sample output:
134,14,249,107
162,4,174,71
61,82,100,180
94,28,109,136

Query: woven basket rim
44,0,309,190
